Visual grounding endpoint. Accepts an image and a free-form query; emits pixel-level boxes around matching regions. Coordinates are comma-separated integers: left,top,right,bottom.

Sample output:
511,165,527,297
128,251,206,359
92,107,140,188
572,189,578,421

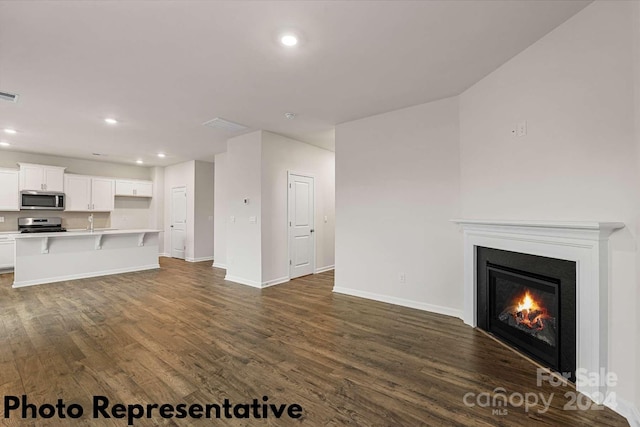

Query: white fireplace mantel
451,219,624,401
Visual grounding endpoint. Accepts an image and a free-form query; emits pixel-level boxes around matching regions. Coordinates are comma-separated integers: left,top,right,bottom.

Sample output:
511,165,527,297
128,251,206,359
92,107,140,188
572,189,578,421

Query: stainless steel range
18,217,67,233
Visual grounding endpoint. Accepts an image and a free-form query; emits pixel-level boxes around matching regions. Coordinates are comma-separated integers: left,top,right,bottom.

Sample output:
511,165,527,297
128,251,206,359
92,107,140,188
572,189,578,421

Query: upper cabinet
115,179,153,197
64,174,115,212
0,168,19,211
18,163,65,192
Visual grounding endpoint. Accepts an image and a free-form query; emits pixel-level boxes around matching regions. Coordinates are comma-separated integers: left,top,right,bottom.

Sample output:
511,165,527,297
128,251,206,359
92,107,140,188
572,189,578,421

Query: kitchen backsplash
0,211,110,232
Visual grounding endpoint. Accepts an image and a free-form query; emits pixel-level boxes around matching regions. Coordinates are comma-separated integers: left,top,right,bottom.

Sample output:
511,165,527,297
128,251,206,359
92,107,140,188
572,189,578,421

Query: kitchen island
13,229,161,287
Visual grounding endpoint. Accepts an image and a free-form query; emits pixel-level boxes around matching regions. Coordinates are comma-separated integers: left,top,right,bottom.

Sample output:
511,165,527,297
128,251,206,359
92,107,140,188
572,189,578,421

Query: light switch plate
249,216,257,224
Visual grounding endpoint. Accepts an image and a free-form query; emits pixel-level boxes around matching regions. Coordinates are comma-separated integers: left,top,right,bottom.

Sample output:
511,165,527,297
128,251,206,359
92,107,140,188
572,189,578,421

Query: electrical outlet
230,216,235,223
399,273,406,283
324,215,328,223
0,216,4,223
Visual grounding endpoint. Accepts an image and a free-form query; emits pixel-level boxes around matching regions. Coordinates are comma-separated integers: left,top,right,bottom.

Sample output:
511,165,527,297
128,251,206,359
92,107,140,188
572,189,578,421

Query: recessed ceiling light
4,128,17,134
104,118,118,125
284,112,296,119
0,142,10,147
280,34,298,47
157,153,166,158
136,159,143,164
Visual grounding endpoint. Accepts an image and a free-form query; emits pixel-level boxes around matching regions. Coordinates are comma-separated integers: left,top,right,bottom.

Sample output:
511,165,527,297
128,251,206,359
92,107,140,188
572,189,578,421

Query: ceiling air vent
0,91,19,103
202,117,249,133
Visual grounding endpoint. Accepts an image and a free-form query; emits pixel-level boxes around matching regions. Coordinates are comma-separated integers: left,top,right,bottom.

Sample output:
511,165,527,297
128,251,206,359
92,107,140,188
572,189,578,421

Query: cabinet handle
92,204,95,210
134,189,137,196
87,204,90,210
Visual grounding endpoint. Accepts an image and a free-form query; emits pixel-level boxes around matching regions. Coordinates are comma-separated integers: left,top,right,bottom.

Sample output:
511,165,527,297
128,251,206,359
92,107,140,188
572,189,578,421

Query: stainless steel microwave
20,191,65,210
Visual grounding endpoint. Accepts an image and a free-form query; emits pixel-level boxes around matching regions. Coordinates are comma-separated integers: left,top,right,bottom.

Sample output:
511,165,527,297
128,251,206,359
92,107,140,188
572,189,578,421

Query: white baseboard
212,262,227,269
12,264,161,288
224,274,262,288
332,286,463,319
159,253,171,258
611,397,640,427
262,276,290,288
186,256,214,263
315,265,335,274
224,274,290,289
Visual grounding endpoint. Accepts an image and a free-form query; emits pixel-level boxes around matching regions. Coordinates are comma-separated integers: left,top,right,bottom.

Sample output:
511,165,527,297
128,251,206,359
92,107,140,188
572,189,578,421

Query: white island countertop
14,228,161,239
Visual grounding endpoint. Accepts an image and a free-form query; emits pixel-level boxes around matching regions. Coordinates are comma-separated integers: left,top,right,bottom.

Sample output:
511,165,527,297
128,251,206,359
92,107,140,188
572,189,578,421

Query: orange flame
516,291,539,313
514,291,548,330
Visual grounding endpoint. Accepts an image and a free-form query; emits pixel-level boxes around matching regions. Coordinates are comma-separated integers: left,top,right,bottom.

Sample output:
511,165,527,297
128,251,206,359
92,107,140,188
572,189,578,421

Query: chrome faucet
88,213,94,232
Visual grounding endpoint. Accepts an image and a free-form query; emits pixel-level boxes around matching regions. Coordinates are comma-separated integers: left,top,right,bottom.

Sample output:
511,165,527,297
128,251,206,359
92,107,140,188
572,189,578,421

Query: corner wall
225,131,263,286
334,97,462,316
459,0,638,408
261,131,335,285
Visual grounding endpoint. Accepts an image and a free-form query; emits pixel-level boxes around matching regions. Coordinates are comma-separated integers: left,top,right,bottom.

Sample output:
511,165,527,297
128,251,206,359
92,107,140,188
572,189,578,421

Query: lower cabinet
0,238,15,270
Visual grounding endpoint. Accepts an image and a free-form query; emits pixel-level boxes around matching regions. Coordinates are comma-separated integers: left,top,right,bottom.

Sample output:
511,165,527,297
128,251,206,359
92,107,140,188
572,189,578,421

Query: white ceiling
0,1,589,166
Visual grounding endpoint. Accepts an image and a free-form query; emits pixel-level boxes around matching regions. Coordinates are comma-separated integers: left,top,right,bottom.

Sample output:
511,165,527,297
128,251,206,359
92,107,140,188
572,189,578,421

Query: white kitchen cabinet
64,174,114,211
91,177,115,211
18,163,65,192
0,168,19,211
0,237,15,270
115,179,153,197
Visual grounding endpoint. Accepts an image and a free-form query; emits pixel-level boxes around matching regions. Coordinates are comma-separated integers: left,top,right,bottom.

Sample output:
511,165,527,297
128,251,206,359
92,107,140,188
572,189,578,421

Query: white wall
213,153,227,268
261,131,335,284
225,131,262,286
164,161,195,260
459,0,638,414
194,160,214,261
334,97,462,316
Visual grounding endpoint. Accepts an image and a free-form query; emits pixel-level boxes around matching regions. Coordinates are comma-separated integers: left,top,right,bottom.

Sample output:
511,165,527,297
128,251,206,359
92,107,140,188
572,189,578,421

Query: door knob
310,229,315,233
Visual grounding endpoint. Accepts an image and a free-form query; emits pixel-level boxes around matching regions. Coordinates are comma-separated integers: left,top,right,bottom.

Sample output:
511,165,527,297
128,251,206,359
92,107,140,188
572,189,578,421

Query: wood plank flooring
0,258,629,426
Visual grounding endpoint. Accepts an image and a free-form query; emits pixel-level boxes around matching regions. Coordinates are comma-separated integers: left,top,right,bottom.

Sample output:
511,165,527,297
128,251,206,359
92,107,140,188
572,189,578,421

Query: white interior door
171,186,187,259
289,174,315,279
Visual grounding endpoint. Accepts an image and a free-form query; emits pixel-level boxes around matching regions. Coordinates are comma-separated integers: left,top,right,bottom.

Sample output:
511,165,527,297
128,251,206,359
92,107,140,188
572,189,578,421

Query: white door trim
287,171,316,279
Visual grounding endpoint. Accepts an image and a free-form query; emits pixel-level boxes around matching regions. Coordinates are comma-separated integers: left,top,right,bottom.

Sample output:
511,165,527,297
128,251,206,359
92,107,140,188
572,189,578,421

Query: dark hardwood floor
0,258,628,426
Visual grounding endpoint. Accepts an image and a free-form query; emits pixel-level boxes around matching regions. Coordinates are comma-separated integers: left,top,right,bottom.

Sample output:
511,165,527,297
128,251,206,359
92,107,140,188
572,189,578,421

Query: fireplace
453,219,624,400
476,247,576,381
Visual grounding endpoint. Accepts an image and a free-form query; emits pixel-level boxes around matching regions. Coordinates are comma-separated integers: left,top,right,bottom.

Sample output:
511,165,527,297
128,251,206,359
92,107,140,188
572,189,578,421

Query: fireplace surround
452,219,624,401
